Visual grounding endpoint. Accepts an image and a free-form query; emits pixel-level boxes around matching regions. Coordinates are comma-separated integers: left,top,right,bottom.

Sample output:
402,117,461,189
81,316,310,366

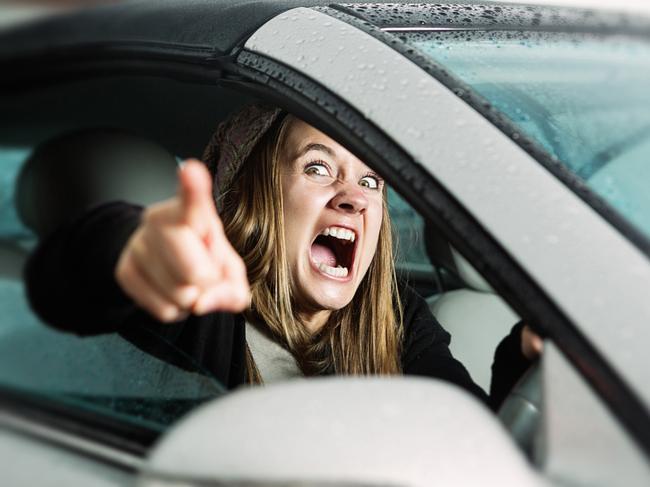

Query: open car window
389,188,465,297
0,138,520,434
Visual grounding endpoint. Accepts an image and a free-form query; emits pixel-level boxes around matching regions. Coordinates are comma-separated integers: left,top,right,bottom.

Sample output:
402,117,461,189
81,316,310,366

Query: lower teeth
318,263,349,277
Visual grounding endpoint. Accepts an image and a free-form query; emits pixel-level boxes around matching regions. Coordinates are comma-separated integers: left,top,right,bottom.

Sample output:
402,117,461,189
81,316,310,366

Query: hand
115,159,250,322
521,323,544,360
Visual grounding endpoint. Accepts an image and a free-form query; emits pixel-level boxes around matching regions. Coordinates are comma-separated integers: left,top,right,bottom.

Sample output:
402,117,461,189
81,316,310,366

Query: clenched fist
115,159,250,322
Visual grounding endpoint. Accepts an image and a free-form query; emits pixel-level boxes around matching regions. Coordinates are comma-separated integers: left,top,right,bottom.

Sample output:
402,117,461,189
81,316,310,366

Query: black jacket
25,202,530,409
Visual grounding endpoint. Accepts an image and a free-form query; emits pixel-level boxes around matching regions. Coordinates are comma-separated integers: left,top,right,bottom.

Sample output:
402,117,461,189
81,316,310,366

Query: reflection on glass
404,30,650,239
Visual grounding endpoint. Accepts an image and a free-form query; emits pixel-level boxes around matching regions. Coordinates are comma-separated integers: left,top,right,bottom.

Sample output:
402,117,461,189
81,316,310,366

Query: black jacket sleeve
400,286,531,410
25,201,142,334
489,320,532,408
24,201,247,389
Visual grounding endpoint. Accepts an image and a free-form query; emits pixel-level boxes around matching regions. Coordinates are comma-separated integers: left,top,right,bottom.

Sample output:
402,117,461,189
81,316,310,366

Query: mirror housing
140,377,543,486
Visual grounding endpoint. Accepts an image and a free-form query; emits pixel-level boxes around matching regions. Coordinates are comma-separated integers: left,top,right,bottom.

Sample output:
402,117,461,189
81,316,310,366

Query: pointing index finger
178,159,218,234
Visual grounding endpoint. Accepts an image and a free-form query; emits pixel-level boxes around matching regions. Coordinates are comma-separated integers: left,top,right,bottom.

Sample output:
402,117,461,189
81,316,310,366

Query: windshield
401,30,650,241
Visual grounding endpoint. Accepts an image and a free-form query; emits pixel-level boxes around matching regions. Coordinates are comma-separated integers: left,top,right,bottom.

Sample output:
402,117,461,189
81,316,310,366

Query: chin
313,290,355,311
301,279,357,312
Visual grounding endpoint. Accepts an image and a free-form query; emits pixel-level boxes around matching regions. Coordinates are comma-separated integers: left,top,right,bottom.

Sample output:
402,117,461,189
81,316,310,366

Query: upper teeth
321,226,356,242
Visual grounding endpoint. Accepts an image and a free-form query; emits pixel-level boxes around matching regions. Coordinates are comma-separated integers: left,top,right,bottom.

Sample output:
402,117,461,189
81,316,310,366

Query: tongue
311,242,338,267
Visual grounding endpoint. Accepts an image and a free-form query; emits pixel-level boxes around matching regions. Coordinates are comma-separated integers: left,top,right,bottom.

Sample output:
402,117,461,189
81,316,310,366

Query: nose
329,180,368,214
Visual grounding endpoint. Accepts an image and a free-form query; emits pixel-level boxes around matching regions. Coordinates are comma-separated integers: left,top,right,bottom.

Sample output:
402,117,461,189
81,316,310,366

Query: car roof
0,0,648,154
0,0,331,60
1,0,648,64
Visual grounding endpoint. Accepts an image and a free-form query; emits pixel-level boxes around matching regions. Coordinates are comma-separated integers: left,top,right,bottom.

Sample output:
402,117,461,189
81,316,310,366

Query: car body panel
3,1,646,71
539,343,650,486
0,0,328,59
0,411,140,486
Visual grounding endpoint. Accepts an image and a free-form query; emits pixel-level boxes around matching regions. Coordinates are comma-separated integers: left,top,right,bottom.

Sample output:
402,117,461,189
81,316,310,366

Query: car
0,1,649,485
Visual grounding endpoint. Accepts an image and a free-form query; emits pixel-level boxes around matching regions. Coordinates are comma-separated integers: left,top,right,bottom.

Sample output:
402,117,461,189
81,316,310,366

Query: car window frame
237,6,650,457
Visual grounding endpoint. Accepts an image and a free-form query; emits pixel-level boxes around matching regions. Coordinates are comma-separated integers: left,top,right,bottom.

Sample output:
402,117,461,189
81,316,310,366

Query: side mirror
139,377,542,486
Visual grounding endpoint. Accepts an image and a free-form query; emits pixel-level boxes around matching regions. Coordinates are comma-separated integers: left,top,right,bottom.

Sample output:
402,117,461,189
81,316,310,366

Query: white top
245,322,303,383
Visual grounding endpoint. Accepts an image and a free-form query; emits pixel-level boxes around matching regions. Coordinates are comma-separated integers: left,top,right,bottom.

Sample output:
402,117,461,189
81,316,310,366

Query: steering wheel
497,362,542,460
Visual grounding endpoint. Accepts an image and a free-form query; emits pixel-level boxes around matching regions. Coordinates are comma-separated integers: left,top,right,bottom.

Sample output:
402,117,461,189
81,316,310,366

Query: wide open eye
304,162,330,177
304,161,335,185
359,175,381,190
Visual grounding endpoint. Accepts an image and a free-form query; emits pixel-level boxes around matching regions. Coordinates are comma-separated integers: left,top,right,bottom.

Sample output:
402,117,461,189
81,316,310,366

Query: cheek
363,203,384,261
281,176,305,235
280,178,325,259
281,185,302,262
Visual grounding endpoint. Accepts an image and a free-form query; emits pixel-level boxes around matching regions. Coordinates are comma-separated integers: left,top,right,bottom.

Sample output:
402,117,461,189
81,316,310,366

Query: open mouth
310,226,357,279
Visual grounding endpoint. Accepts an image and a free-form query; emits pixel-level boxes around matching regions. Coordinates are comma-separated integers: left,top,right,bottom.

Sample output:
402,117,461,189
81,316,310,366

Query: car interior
0,74,538,455
0,127,226,430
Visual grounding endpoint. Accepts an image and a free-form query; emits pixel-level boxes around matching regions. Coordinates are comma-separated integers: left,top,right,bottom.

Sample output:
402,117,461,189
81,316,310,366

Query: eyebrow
297,143,336,158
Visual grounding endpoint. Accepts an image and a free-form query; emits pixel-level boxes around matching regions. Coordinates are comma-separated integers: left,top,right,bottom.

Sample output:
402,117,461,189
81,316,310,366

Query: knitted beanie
202,104,284,207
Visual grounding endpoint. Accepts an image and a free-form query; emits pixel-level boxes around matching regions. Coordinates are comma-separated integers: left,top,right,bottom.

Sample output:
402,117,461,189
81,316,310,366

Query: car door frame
233,5,650,458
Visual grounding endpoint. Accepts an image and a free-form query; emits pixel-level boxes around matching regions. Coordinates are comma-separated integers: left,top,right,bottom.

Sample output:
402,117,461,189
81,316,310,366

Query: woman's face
280,119,384,327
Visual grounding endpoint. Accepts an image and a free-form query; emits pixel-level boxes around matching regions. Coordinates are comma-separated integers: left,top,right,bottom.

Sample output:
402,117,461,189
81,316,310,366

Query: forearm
490,321,533,410
24,201,143,334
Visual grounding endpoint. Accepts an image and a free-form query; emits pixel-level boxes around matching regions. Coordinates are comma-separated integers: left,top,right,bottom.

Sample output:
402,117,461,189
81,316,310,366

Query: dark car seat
15,128,178,238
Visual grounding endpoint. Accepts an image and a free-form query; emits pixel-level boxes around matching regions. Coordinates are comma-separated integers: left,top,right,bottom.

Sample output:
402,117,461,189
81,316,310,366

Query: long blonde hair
219,115,403,381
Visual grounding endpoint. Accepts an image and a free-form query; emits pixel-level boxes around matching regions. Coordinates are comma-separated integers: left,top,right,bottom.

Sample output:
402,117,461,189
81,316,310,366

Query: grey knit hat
202,104,284,207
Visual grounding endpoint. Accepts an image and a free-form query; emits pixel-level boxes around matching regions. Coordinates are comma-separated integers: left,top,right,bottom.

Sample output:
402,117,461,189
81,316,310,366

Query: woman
26,105,538,407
